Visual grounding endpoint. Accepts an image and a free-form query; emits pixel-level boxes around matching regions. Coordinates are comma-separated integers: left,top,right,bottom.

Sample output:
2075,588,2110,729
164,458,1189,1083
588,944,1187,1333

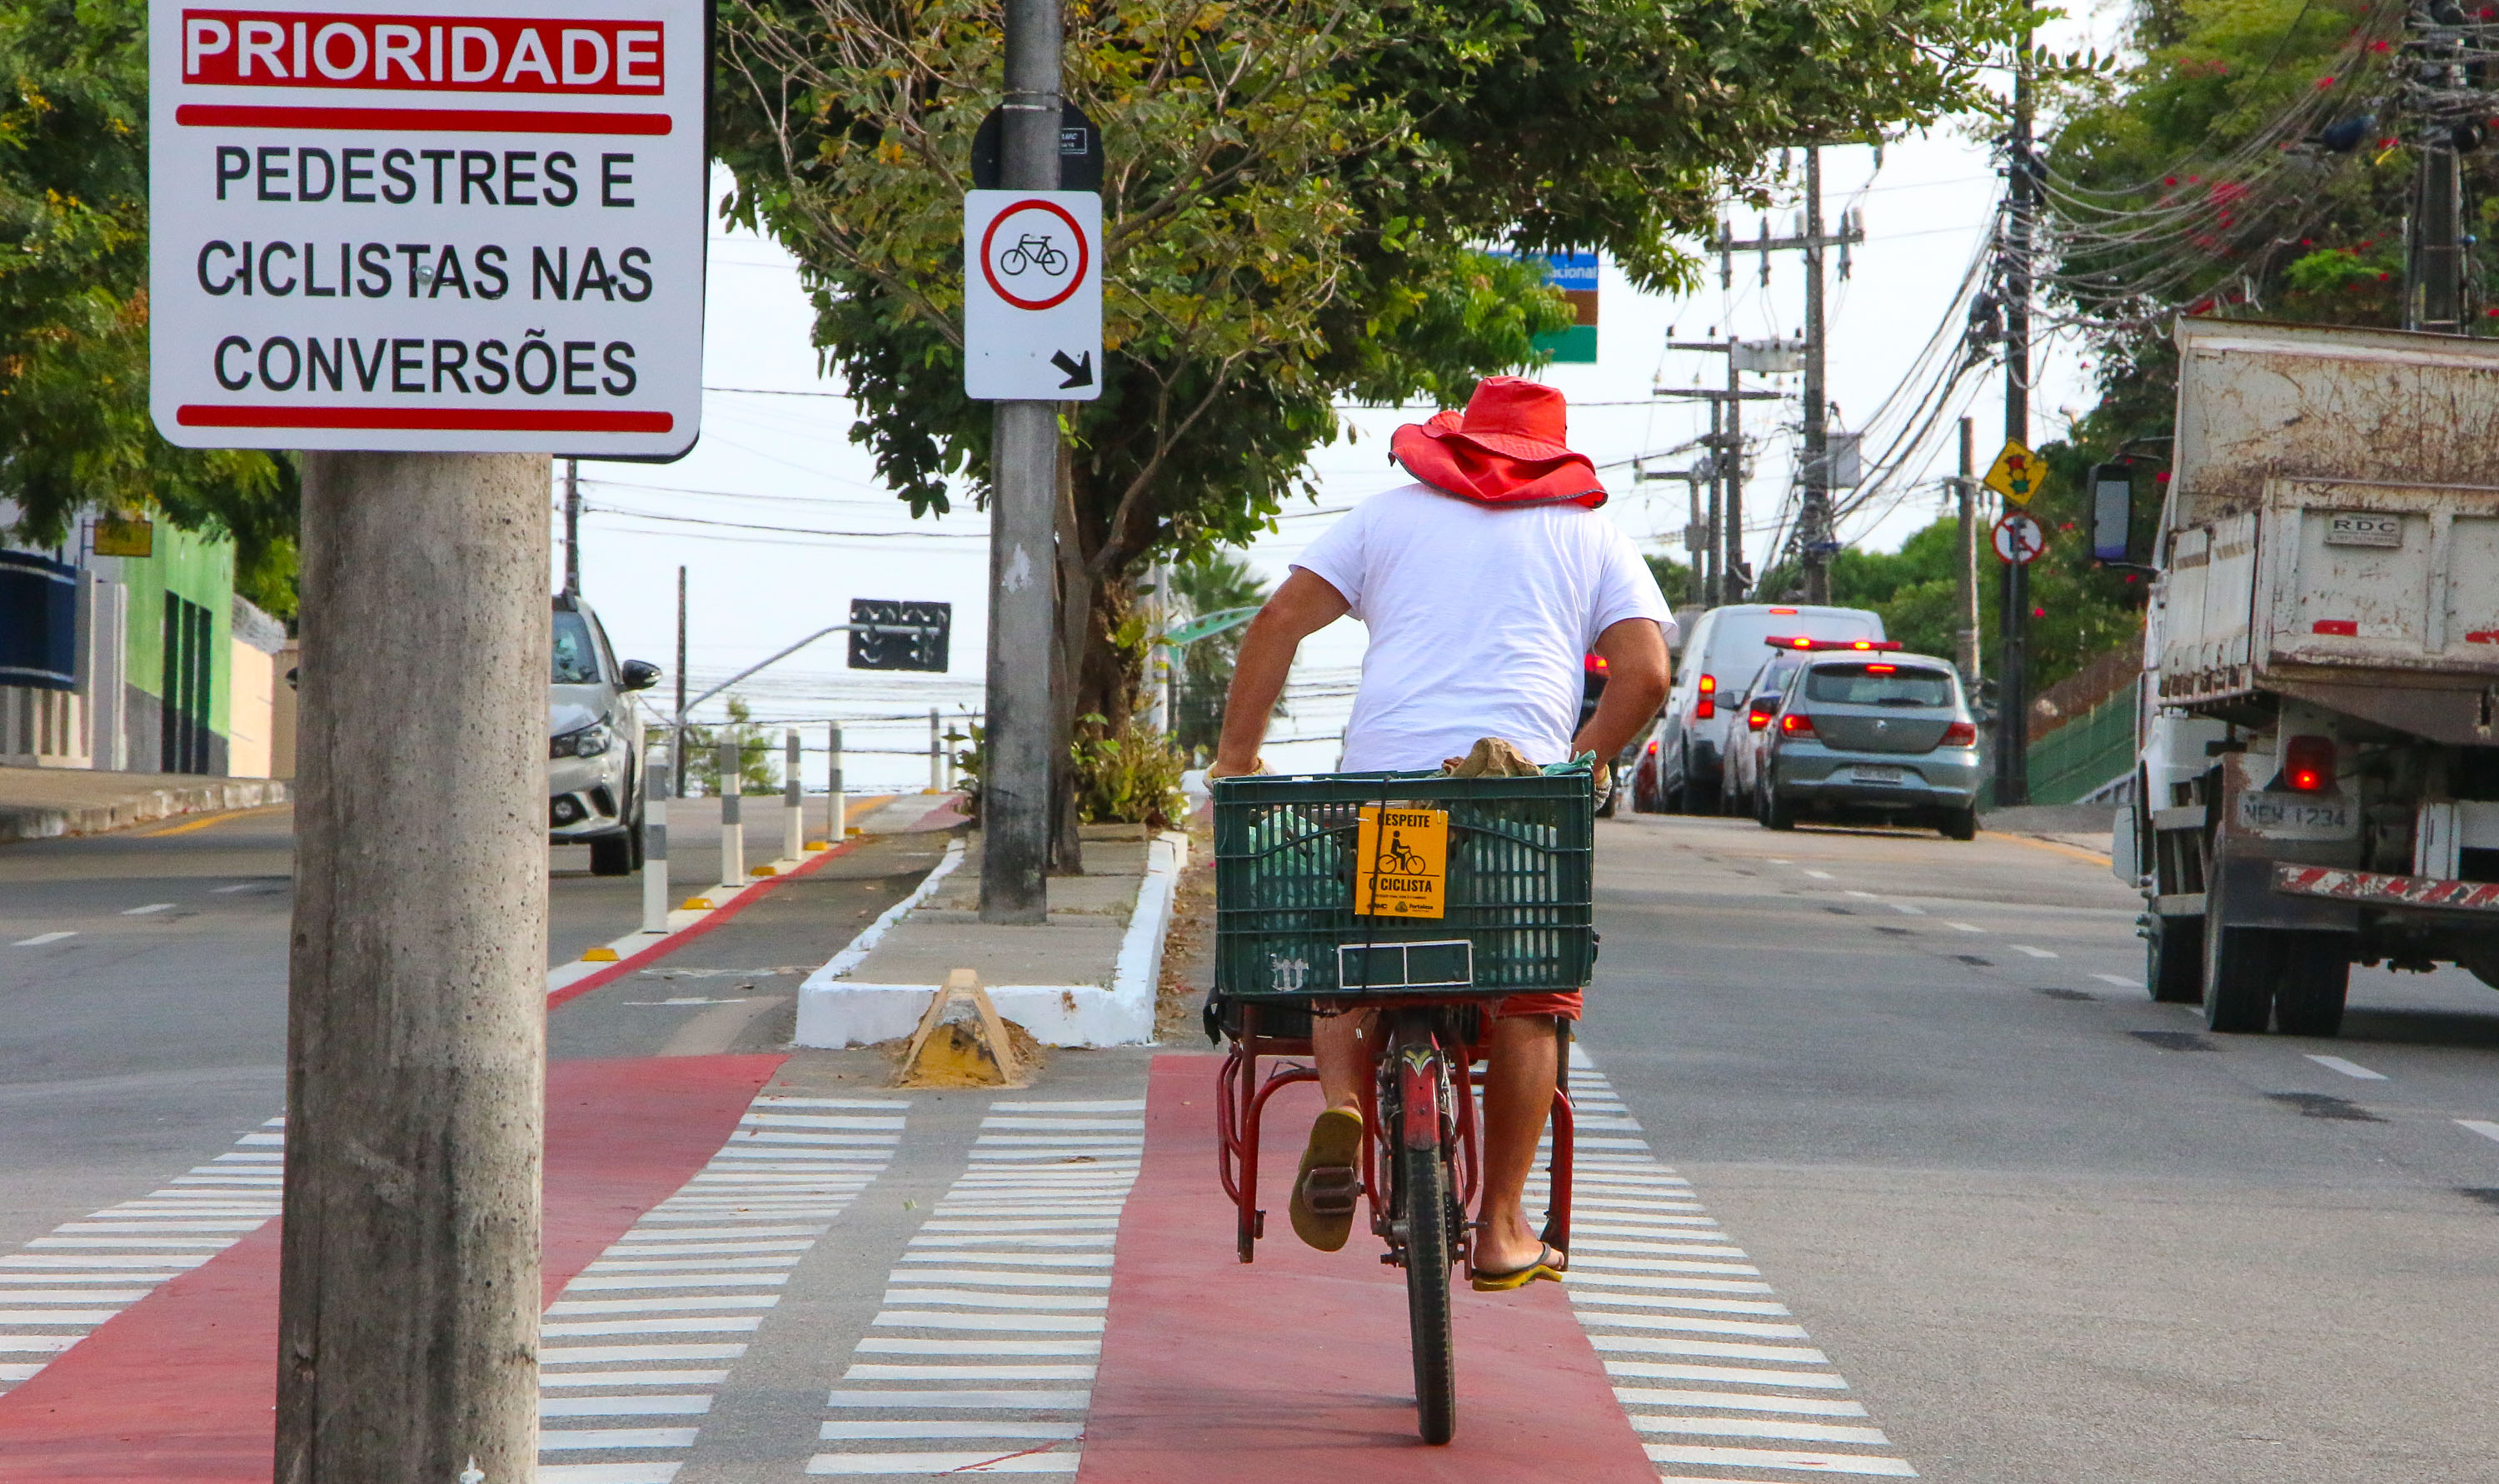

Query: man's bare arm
1572,617,1671,764
1209,569,1350,778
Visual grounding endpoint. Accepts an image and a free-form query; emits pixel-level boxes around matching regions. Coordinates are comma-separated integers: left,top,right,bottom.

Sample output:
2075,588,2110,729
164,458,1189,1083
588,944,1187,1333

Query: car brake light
1865,663,1897,674
1779,713,1815,736
1769,606,1798,614
1747,710,1773,731
2284,735,2336,792
1765,636,1903,652
1585,652,1610,674
1695,674,1715,720
1939,720,1977,747
1644,739,1659,755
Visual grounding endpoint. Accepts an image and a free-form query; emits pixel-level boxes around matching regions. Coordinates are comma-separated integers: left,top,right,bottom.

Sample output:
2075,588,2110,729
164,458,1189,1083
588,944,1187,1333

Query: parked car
1640,604,1886,813
1578,651,1647,818
1718,648,1810,819
551,593,662,875
1753,645,1982,839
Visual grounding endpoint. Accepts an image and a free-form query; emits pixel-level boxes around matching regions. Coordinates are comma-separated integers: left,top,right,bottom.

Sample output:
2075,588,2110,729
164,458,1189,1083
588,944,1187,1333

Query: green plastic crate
1212,768,1595,1006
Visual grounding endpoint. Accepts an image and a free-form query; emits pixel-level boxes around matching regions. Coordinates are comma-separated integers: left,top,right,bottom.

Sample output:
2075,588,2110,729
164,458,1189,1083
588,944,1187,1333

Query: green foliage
1644,552,1695,609
0,0,297,617
1808,494,2145,699
1069,710,1187,829
1166,552,1270,759
711,0,2025,744
681,696,781,798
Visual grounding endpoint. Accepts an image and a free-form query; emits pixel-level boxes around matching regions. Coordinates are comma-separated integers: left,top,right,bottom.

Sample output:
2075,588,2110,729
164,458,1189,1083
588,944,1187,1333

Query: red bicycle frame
1215,1000,1576,1265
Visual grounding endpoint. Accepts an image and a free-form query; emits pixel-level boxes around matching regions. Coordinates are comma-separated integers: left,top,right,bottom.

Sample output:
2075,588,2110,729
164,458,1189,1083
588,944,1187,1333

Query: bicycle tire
1400,1125,1457,1444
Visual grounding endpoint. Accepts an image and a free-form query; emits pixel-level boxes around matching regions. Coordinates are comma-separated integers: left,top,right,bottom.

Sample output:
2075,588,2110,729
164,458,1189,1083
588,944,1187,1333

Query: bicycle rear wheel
1400,1128,1457,1443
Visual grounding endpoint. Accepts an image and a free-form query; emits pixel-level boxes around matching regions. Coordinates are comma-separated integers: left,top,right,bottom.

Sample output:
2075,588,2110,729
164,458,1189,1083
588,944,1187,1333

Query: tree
682,696,781,798
713,0,2024,810
0,0,298,615
1166,552,1269,759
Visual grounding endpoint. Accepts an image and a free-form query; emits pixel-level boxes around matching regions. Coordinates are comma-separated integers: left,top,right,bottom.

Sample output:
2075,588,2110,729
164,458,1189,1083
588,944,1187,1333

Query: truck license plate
2234,791,2356,840
1852,765,1906,784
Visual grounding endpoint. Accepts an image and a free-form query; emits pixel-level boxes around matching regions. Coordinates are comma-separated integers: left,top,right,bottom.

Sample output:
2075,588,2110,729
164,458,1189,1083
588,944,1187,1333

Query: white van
1649,603,1884,813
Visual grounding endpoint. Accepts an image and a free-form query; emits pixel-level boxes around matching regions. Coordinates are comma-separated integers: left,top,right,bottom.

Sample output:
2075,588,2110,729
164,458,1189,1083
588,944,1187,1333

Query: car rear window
1805,663,1955,707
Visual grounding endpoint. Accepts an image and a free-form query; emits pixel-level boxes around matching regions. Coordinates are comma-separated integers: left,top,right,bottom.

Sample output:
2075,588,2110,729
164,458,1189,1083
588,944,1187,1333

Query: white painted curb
795,830,1190,1048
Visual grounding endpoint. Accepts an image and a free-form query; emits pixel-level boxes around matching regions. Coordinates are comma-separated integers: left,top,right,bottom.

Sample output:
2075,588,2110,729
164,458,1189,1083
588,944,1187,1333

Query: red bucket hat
1389,376,1608,509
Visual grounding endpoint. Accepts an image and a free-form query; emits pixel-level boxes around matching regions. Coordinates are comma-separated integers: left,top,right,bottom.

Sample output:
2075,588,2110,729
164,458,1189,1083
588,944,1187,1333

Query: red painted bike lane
0,1053,783,1483
1077,1054,1657,1482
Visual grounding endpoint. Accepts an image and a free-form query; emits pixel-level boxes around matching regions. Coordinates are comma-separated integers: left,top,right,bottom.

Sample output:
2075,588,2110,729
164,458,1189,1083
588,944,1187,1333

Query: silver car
1758,649,1982,840
551,594,662,875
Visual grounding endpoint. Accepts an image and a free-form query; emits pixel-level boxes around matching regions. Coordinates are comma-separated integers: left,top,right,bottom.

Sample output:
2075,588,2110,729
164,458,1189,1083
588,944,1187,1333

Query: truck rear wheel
2202,921,2280,1033
2272,934,2352,1037
2146,915,2204,1003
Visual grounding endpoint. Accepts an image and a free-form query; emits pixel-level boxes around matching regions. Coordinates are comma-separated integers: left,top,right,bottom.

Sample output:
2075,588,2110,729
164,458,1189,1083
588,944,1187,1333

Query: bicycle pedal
1302,1167,1359,1215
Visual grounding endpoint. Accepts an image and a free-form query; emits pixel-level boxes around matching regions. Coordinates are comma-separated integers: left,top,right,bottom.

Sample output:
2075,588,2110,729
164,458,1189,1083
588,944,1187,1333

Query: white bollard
717,737,744,889
929,707,941,793
641,737,670,933
784,728,804,860
828,722,845,842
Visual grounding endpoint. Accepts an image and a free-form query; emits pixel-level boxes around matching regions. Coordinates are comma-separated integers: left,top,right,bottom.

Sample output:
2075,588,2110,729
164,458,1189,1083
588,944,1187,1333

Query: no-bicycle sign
147,0,706,456
963,190,1103,402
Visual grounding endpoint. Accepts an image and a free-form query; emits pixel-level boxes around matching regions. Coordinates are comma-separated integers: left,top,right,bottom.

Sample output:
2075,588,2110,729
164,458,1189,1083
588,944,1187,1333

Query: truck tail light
1939,720,1978,748
2284,735,2336,792
1779,713,1815,737
1695,674,1715,720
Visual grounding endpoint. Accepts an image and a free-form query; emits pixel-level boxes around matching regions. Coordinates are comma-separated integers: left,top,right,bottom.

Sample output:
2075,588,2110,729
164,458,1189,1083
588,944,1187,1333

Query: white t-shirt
1294,482,1676,771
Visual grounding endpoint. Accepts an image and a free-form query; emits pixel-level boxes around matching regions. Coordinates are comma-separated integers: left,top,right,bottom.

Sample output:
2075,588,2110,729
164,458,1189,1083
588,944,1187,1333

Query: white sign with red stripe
148,0,704,456
962,190,1102,401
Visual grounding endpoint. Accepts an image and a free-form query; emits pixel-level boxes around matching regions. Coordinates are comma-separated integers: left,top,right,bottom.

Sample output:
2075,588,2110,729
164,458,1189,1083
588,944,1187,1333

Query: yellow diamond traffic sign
1984,440,2039,505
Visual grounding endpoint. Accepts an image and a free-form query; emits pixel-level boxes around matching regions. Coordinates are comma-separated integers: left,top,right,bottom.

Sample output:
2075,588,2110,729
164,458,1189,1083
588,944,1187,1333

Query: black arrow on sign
1050,351,1094,389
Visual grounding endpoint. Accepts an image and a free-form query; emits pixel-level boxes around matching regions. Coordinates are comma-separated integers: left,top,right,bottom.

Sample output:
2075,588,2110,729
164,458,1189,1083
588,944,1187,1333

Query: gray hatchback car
1757,645,1982,839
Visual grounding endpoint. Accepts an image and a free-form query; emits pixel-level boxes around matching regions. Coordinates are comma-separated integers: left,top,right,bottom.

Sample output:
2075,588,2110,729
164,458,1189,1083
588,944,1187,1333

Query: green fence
2027,690,2134,805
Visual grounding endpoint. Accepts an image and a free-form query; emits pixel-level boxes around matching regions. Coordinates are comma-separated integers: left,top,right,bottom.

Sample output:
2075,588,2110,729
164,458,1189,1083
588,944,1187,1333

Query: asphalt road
0,796,933,1267
1585,811,2499,1483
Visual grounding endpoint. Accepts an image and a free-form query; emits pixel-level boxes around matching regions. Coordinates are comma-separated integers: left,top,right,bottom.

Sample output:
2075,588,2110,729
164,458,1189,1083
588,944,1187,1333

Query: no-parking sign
963,190,1102,401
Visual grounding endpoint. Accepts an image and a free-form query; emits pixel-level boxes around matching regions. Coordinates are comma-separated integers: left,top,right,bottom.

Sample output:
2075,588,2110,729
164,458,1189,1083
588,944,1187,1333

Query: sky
562,10,2122,786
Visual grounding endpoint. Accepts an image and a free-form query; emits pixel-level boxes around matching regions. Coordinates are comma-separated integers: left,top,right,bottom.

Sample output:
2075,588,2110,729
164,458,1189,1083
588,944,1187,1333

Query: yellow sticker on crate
1354,804,1449,919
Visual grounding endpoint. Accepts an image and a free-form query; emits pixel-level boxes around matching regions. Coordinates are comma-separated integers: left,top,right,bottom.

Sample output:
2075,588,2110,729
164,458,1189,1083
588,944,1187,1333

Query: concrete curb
795,829,1190,1049
0,778,293,844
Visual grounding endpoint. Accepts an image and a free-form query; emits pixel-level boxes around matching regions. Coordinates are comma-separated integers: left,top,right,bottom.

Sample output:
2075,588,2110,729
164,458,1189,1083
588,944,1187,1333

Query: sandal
1288,1107,1364,1252
1469,1242,1567,1292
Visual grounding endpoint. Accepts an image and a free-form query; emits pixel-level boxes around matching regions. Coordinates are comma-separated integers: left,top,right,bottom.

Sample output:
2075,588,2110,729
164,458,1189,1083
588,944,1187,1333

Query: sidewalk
1983,801,2117,861
0,765,291,844
795,820,1188,1049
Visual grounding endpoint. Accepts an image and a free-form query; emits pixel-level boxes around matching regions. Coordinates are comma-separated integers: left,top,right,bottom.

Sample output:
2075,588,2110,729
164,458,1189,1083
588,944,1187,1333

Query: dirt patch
883,1018,1050,1088
1155,811,1218,1045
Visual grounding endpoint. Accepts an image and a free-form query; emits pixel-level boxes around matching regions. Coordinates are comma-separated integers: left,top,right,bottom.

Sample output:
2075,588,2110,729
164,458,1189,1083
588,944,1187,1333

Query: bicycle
1206,766,1594,1445
998,233,1069,276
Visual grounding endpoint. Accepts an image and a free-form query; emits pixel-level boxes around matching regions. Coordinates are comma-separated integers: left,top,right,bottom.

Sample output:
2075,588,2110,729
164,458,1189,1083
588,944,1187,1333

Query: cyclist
1207,376,1672,1289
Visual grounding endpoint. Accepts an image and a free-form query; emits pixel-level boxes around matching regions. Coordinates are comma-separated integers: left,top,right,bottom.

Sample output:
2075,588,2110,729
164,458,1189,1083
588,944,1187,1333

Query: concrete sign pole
980,0,1066,924
828,722,845,842
643,735,671,933
719,737,745,889
279,451,549,1482
785,729,805,859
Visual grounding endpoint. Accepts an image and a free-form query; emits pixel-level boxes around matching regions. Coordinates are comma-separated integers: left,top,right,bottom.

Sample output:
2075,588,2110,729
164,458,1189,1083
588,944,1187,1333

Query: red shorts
1494,991,1581,1020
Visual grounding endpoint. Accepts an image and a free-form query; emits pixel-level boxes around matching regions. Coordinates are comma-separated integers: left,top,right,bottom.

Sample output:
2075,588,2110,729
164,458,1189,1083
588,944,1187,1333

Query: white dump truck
2117,318,2499,1035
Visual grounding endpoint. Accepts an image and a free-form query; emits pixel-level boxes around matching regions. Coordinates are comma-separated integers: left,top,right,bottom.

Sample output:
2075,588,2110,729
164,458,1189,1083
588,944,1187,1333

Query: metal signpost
966,0,1097,925
147,2,705,1477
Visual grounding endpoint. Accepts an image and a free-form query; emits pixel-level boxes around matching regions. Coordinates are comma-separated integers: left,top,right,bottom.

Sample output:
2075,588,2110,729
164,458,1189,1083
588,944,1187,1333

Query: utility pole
1658,366,1781,606
2407,0,2469,335
1709,204,1861,602
1703,398,1724,602
674,565,689,797
1996,20,2036,808
278,452,548,1484
562,457,581,597
1799,146,1833,604
979,0,1062,924
1633,459,1713,606
1956,417,1981,685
